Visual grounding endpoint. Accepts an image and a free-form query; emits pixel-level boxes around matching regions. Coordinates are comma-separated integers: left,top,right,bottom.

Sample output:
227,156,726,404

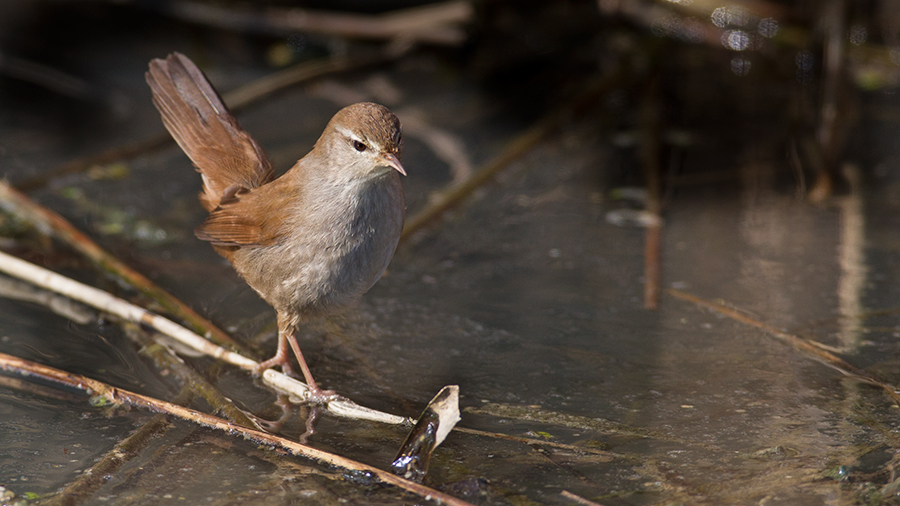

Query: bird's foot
304,385,343,405
254,352,296,378
254,354,342,404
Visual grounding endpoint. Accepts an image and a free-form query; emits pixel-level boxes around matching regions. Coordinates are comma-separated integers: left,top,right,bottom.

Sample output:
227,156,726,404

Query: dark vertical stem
811,0,847,201
639,76,663,310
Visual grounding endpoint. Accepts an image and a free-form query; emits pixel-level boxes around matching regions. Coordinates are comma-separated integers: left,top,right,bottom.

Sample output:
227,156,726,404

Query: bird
146,53,406,402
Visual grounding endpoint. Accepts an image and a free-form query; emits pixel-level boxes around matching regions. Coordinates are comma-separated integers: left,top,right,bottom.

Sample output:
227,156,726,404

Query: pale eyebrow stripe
335,126,362,143
335,126,383,151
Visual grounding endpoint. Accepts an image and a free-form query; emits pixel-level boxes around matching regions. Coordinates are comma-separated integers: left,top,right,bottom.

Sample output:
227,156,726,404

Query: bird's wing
146,52,275,212
193,184,286,247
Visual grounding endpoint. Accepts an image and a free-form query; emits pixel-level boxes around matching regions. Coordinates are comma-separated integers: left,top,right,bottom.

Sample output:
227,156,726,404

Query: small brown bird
146,53,406,402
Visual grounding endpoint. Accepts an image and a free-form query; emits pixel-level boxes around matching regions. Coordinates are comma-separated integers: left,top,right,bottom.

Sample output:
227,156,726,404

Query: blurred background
3,0,900,505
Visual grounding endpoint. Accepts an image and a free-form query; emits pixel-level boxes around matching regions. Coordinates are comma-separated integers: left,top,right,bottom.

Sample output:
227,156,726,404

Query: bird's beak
381,153,407,176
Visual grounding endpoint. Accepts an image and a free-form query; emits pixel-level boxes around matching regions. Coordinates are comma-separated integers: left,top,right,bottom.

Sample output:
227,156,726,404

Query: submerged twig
123,322,259,429
0,180,246,353
0,352,474,506
453,426,618,458
0,274,94,324
400,63,630,241
41,392,187,506
668,288,900,406
0,249,408,425
465,402,708,448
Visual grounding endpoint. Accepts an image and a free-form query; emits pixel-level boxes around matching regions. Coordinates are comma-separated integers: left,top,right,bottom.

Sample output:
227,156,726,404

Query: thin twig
222,55,356,110
453,427,618,458
159,0,472,46
0,51,98,102
561,490,607,506
0,352,474,506
0,247,632,463
0,248,408,425
667,288,900,406
0,180,247,353
466,402,711,448
400,63,630,241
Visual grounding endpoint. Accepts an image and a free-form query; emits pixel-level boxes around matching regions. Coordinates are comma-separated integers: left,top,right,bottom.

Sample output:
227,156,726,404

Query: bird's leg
255,312,341,403
285,331,341,404
254,328,296,377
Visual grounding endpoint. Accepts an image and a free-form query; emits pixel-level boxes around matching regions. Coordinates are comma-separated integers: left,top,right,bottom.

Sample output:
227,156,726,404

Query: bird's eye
352,140,368,152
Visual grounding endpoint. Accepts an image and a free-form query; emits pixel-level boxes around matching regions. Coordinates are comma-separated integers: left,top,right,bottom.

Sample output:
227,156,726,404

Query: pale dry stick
667,288,900,406
0,272,255,427
0,249,631,455
0,352,474,506
0,248,408,425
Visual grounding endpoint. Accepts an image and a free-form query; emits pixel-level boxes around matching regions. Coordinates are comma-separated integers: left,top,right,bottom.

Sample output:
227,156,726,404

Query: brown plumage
146,53,406,401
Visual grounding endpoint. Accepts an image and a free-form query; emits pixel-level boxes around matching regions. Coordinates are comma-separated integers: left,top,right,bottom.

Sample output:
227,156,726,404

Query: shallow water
2,4,900,505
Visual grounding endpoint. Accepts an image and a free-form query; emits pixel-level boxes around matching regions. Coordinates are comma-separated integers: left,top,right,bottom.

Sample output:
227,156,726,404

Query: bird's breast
245,171,404,316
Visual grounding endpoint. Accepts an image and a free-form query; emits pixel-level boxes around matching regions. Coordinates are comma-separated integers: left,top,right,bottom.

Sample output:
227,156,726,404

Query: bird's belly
234,203,402,318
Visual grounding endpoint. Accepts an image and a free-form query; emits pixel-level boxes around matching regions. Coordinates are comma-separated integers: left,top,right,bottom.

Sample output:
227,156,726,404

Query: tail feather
146,53,274,211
